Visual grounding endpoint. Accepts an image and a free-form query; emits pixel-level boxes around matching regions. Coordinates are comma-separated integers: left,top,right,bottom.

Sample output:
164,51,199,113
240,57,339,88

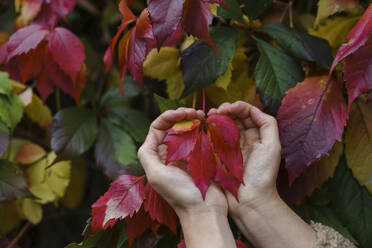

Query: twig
6,222,31,248
77,0,99,16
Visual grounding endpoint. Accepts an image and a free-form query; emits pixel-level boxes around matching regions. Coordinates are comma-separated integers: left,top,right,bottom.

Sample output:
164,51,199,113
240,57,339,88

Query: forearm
232,192,316,248
178,208,236,248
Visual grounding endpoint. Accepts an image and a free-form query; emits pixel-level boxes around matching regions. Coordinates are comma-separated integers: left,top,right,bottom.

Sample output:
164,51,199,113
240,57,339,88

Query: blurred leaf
154,94,182,113
0,120,8,157
327,158,372,248
61,157,87,208
217,0,244,23
345,99,372,194
307,15,360,55
109,107,151,143
95,118,142,179
315,0,361,27
254,39,304,101
51,107,99,158
0,71,12,96
181,27,240,97
17,198,43,224
260,23,333,69
0,202,22,235
143,47,184,100
0,160,32,201
26,152,71,204
215,63,233,90
238,0,273,20
24,93,53,129
15,143,47,164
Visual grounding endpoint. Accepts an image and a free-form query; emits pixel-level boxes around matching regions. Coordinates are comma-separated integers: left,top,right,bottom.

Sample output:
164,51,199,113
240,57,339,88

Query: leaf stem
202,88,206,113
6,222,31,248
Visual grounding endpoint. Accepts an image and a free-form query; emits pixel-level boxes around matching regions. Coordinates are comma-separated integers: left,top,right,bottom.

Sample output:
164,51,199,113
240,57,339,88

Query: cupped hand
137,108,228,218
208,101,282,215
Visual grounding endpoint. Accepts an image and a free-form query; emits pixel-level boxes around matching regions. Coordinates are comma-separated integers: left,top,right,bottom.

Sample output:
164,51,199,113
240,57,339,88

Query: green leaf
217,0,244,23
181,26,240,97
0,121,9,157
65,220,127,248
238,0,273,20
0,94,24,130
0,72,12,96
254,39,304,100
94,118,141,179
51,107,99,158
154,94,182,113
109,107,150,143
260,23,333,69
101,74,141,108
0,160,32,201
327,158,372,248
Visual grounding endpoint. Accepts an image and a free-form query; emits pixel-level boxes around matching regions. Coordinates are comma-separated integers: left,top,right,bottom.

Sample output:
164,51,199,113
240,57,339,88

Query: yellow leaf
206,52,258,106
181,35,196,51
17,198,42,224
215,63,233,90
15,143,46,164
26,152,71,204
24,94,53,129
315,0,361,27
0,202,22,234
307,15,360,55
0,32,9,45
143,47,184,100
61,158,86,208
345,97,372,194
208,3,218,16
1,138,32,161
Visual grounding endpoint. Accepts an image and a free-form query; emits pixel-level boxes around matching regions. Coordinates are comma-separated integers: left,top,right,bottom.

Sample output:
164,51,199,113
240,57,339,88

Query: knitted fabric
310,221,356,248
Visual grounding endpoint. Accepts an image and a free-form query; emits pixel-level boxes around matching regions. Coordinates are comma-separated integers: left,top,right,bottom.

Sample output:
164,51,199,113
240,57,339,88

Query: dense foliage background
0,0,371,247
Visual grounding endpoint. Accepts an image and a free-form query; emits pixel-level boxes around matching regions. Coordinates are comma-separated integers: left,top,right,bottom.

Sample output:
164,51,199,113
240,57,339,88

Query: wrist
229,187,282,218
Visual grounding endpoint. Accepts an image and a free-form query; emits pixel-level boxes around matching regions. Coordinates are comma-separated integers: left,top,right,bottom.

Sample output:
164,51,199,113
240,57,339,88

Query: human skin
208,101,316,248
138,102,316,248
137,108,236,248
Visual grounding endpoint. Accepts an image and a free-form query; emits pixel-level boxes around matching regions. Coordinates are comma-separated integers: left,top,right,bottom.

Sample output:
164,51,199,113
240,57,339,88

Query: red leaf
343,36,372,109
330,4,372,73
91,175,146,233
103,47,113,73
6,25,47,60
177,240,186,248
183,0,217,51
17,40,46,83
143,183,178,235
164,116,244,199
125,206,154,245
49,27,85,84
148,0,186,49
278,76,347,184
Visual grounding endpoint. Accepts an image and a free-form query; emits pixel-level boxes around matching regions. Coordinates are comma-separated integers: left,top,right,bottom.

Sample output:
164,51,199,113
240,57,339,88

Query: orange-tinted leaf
15,143,46,164
278,76,347,184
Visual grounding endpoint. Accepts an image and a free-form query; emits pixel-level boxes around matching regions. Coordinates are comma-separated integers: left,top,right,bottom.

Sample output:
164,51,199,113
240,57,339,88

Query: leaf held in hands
164,115,243,199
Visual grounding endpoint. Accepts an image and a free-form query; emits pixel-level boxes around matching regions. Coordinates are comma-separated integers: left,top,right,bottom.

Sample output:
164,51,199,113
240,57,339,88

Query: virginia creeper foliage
0,0,372,247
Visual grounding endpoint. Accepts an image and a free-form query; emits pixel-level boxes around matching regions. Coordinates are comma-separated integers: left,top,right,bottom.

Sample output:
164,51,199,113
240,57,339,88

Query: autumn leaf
164,115,243,198
278,76,347,184
330,4,372,73
6,25,87,102
345,97,372,194
315,0,361,27
91,175,146,233
343,36,372,109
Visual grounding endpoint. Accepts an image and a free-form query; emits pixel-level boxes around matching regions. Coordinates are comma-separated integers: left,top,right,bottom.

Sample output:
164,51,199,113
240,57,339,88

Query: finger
216,102,232,115
217,101,256,129
207,108,217,116
250,106,280,146
244,128,260,144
